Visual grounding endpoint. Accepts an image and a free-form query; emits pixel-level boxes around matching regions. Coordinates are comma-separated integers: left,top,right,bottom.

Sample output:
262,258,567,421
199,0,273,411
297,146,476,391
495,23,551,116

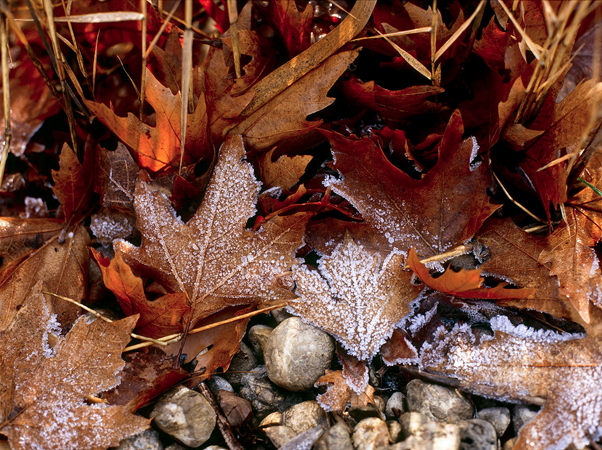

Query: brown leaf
0,220,89,331
257,148,312,191
407,248,535,300
115,135,309,327
322,110,499,256
315,370,375,413
91,249,188,338
418,311,602,450
97,142,137,212
51,143,94,221
290,234,421,362
229,50,359,153
87,70,210,173
0,283,149,449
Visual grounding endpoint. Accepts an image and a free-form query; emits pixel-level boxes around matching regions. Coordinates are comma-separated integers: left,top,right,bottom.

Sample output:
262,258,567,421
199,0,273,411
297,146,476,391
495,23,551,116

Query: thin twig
492,172,546,223
139,0,147,120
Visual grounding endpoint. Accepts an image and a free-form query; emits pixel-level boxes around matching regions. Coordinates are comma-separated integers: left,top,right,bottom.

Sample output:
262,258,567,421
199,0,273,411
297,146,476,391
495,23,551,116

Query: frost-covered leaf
418,314,602,450
315,370,375,413
115,135,309,327
290,234,421,362
0,283,149,450
322,110,499,256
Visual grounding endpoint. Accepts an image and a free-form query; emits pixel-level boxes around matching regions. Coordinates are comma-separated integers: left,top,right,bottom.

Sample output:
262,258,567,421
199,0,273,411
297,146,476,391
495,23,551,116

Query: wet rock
260,411,283,427
239,366,300,418
399,412,429,438
352,417,390,450
217,390,252,427
116,430,163,450
392,421,461,450
207,375,233,397
248,324,273,358
150,386,216,448
314,422,353,450
512,405,539,434
223,342,257,386
457,419,497,450
263,425,296,448
284,400,328,434
406,380,474,423
387,420,403,443
476,407,511,437
264,317,334,391
385,392,406,419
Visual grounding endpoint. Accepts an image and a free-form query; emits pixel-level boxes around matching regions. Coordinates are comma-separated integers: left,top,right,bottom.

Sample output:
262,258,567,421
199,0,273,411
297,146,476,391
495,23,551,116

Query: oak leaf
115,135,309,327
97,141,137,212
418,314,602,450
0,283,149,450
315,370,375,413
290,234,421,362
321,110,499,256
87,70,209,173
52,143,94,221
257,148,312,191
407,247,535,300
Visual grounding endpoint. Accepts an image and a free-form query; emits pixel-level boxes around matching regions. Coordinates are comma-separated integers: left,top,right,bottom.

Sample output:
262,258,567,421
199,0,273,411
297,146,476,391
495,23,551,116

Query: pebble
263,425,297,448
280,425,325,450
223,341,257,386
352,417,390,450
217,390,253,427
272,307,294,323
238,365,300,417
150,386,216,448
387,420,403,443
248,324,274,358
163,444,186,450
349,404,384,422
207,375,234,396
399,411,429,438
406,380,474,423
476,406,511,437
391,421,461,450
116,430,163,450
284,400,328,434
202,447,227,450
264,317,334,391
385,392,406,419
512,405,539,434
457,419,498,450
314,422,353,450
260,411,283,427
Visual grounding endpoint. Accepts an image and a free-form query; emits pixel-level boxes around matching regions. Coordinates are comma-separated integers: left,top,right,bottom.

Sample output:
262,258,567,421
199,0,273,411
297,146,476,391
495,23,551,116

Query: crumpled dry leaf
115,135,309,327
315,370,375,413
97,141,137,212
418,312,602,450
0,220,89,331
52,143,94,222
291,234,421,363
0,283,149,450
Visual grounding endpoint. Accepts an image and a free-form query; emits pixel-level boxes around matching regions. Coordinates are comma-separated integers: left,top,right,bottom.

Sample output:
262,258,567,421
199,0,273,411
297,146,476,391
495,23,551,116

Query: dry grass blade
179,0,193,175
144,0,180,59
228,0,242,78
493,172,546,223
352,26,431,42
123,302,289,352
402,243,475,270
433,0,485,62
139,0,147,120
51,12,144,22
496,0,542,60
376,28,431,80
0,15,11,190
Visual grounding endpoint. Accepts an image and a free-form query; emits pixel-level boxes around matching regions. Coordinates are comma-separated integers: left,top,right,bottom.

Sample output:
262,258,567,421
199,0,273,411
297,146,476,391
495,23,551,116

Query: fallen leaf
322,110,499,256
315,370,375,413
91,249,189,338
52,143,94,221
407,247,535,300
290,233,421,362
87,70,209,173
257,148,312,191
97,141,138,212
0,220,89,331
418,312,602,450
115,135,309,327
0,283,149,450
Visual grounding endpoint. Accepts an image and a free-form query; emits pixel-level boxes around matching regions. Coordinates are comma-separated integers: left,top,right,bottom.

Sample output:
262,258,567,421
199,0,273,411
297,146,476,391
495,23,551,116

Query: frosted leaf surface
290,235,420,361
115,135,308,325
0,283,149,450
419,316,602,450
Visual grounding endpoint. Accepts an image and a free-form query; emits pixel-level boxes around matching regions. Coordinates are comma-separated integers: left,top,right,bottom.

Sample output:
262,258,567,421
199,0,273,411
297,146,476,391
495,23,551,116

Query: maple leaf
91,249,188,338
87,69,209,173
0,220,89,331
315,370,375,413
290,234,421,363
406,248,535,300
320,110,499,256
257,148,312,191
115,135,309,327
418,313,602,450
97,141,137,212
0,283,149,450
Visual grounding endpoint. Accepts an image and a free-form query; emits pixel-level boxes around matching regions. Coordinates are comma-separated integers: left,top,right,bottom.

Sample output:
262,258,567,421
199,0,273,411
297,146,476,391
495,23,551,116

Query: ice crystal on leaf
419,313,602,450
115,135,309,327
290,234,421,362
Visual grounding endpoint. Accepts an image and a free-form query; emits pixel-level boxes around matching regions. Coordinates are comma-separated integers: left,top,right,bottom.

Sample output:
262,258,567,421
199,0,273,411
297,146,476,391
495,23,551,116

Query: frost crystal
290,236,419,361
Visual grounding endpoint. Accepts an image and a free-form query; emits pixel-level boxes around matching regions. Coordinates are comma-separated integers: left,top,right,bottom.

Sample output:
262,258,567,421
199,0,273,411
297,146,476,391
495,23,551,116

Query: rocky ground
114,308,541,450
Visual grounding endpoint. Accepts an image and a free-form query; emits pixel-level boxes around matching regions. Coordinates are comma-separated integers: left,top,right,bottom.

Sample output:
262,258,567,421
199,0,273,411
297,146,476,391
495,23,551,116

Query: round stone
284,401,328,434
458,419,498,450
264,317,335,391
248,324,274,358
476,407,511,437
352,417,390,450
406,379,474,423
